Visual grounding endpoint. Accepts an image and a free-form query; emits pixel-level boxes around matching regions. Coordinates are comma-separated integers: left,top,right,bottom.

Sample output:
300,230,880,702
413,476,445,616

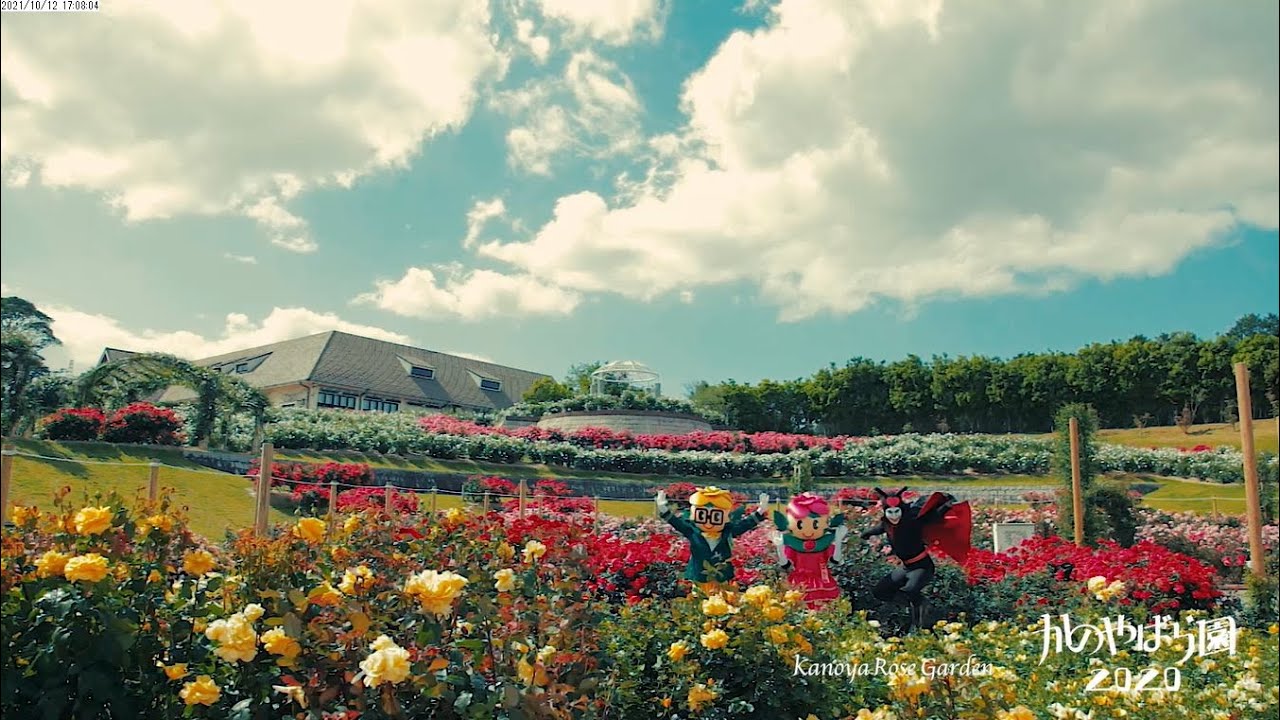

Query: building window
362,397,400,413
410,366,435,380
318,390,357,409
479,378,502,392
235,362,250,373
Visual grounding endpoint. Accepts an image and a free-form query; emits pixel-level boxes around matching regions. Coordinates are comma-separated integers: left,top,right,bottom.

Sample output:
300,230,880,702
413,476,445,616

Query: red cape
919,493,972,564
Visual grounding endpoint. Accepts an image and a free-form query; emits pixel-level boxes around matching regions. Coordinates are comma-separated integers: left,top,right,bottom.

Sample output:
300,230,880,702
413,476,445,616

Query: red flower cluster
583,531,689,602
100,402,186,445
963,535,1222,613
38,407,107,441
336,486,420,514
245,461,375,489
418,415,857,455
648,482,749,506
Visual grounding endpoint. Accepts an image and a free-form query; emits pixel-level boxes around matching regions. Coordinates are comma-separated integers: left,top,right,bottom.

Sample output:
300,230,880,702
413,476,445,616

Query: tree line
686,314,1280,435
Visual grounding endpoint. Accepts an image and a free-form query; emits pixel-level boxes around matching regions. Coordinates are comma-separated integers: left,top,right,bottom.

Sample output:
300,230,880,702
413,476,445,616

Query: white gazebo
590,360,661,397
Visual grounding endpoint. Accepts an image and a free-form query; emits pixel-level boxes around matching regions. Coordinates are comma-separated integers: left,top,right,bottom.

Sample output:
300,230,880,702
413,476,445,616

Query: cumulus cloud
474,0,1277,320
0,0,506,252
223,253,258,264
463,197,508,249
40,305,413,369
493,51,643,174
532,0,667,45
354,265,581,320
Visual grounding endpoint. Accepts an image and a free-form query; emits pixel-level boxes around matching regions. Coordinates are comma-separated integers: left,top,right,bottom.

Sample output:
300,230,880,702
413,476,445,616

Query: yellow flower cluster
667,640,691,662
179,675,220,706
1086,575,1126,602
494,568,516,592
404,569,469,617
35,549,70,578
360,635,411,687
687,682,717,711
700,628,729,650
308,581,343,607
137,514,173,537
182,549,216,577
204,604,264,663
522,540,547,563
261,627,302,665
701,594,738,617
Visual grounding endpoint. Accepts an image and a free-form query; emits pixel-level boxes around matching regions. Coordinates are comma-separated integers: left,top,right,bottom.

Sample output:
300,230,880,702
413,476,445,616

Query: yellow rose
516,657,550,687
205,612,258,663
64,553,110,583
1086,576,1108,593
496,542,516,561
179,675,221,706
667,641,690,662
307,582,343,607
743,585,774,607
338,565,375,595
261,628,302,660
493,568,516,593
182,549,216,577
73,506,114,536
783,590,805,606
10,505,36,526
700,628,729,650
342,515,361,535
147,569,164,583
522,540,547,563
996,708,1036,720
35,549,71,578
274,684,307,708
404,570,469,617
763,603,786,621
162,663,188,681
687,682,717,711
360,635,411,687
293,517,327,544
445,507,466,524
767,625,790,646
702,594,738,617
889,670,929,701
536,645,557,664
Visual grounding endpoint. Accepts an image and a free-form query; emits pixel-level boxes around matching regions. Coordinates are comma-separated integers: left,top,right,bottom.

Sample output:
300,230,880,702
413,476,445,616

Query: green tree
1233,333,1280,418
1225,312,1279,341
686,380,730,419
1,296,62,435
76,354,267,449
522,377,573,403
884,355,933,432
564,361,603,395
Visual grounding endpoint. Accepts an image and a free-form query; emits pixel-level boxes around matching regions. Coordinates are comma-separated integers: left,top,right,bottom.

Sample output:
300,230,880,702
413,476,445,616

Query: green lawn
6,440,293,539
1037,421,1279,454
1140,476,1248,515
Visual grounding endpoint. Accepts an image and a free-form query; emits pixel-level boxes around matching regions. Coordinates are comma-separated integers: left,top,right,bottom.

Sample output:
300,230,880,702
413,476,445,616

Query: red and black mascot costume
859,487,972,631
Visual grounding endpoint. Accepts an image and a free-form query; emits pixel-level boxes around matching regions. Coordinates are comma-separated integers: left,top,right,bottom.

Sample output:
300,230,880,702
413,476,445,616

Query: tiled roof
146,331,549,411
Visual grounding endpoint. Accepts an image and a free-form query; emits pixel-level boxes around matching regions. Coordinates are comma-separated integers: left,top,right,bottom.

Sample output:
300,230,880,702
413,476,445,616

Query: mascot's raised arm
656,486,769,586
860,487,972,631
770,492,847,608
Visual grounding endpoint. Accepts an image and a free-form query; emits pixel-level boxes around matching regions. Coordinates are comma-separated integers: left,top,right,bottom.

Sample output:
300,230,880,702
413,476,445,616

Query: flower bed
2,490,1277,719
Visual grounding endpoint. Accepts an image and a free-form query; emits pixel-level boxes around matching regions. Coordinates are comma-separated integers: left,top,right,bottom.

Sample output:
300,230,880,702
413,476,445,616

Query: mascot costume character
771,492,848,608
860,487,972,630
656,486,769,584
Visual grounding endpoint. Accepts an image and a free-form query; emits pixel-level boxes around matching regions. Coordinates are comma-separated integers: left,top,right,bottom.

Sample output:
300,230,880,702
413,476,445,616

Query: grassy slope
6,440,293,539
1039,421,1279,454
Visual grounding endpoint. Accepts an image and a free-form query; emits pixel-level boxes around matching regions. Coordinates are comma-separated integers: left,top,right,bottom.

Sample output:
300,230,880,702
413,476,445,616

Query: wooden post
519,479,527,519
148,461,161,502
1,445,15,527
431,488,438,515
254,442,274,537
1234,362,1265,579
384,484,394,516
327,480,338,531
1069,417,1085,546
483,491,490,514
594,496,601,530
1211,498,1219,517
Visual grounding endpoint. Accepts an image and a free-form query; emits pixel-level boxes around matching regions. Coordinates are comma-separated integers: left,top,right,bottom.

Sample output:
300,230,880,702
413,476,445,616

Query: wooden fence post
1234,362,1265,579
1,445,14,526
519,479,527,519
431,488,438,515
254,442,274,537
594,496,601,530
1069,417,1085,546
327,481,338,533
483,491,490,514
148,461,161,502
384,484,394,517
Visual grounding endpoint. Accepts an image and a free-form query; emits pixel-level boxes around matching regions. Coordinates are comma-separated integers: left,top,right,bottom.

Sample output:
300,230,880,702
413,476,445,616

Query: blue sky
1,0,1276,395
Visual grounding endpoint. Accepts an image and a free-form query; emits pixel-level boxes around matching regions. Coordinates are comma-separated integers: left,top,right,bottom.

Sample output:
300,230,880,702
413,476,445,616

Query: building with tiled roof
99,331,551,414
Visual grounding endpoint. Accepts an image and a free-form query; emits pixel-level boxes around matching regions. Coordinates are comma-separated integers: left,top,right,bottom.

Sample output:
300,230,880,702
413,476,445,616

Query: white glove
655,490,668,514
772,532,789,565
832,525,849,563
757,492,770,515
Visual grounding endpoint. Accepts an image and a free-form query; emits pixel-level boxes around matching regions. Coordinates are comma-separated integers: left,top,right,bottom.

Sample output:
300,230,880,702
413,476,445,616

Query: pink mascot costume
771,492,847,608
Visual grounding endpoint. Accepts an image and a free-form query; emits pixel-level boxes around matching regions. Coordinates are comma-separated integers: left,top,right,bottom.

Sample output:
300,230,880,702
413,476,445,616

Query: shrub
336,486,420,514
101,403,185,445
37,407,105,441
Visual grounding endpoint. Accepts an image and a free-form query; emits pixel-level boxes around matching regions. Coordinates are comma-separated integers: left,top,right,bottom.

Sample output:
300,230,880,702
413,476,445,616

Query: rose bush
37,407,107,441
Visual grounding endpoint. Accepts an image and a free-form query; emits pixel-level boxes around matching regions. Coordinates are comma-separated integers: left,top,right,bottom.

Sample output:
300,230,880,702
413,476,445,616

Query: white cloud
474,0,1278,320
354,265,580,320
493,51,643,174
41,305,413,370
515,18,552,63
1,0,506,252
223,253,258,265
533,0,667,45
443,349,495,363
463,197,507,249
